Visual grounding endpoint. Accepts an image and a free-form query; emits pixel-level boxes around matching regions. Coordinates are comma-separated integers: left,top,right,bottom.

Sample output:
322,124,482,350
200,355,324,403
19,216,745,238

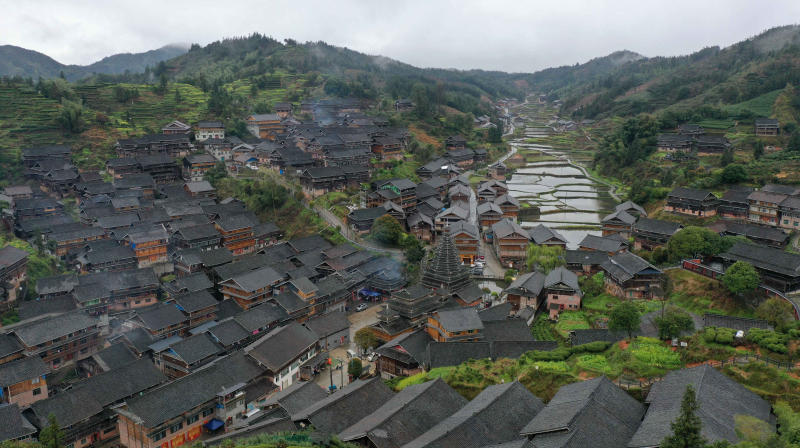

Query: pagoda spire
421,227,472,292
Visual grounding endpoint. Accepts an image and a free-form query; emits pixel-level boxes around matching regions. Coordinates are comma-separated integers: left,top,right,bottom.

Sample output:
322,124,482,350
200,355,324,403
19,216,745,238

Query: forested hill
530,25,800,120
0,44,187,81
131,35,529,112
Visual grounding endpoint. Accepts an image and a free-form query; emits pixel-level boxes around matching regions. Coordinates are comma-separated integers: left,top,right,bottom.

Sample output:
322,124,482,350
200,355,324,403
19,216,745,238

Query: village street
314,303,381,391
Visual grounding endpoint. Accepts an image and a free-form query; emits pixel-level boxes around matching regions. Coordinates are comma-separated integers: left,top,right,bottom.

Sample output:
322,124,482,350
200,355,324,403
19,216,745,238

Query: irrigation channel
505,104,618,248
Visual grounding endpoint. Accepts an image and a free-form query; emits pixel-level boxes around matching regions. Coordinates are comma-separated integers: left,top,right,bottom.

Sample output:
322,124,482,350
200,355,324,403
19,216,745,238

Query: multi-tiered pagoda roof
421,228,472,293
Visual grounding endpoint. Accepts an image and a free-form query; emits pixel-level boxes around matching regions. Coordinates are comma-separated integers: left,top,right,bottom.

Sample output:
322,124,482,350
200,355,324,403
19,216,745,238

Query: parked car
366,352,378,362
356,303,368,312
472,266,483,275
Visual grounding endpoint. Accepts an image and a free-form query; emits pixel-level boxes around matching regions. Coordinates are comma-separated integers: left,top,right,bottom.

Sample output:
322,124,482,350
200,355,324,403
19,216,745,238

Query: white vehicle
356,303,368,312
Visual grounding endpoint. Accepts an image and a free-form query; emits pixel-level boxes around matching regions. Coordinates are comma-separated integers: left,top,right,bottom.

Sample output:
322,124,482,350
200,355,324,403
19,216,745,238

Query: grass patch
666,269,755,318
582,293,621,312
554,311,590,337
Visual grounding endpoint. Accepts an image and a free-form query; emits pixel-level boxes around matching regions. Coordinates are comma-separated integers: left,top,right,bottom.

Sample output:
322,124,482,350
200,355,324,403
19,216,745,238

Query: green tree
526,244,565,272
579,271,605,298
655,307,695,340
39,414,64,448
204,161,228,187
174,87,182,103
57,99,84,134
722,261,760,295
354,327,379,352
667,227,728,262
753,140,764,160
755,297,794,330
719,164,747,184
399,233,425,264
608,302,641,340
788,132,800,152
719,149,734,167
370,215,404,246
660,385,708,448
348,358,363,378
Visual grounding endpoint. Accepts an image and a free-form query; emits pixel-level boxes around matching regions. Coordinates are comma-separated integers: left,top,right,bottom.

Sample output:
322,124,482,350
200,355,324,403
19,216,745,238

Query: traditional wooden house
246,113,285,140
21,145,71,169
718,188,753,221
528,224,567,248
601,209,635,238
754,118,779,136
657,133,692,152
694,135,732,154
10,311,103,370
0,356,49,408
0,246,28,303
124,226,169,268
300,167,346,197
171,223,221,251
713,221,789,248
719,242,800,292
407,213,435,242
347,207,389,233
434,206,469,233
494,194,520,219
162,120,191,135
578,234,626,255
394,99,414,112
195,121,224,142
601,252,663,299
169,290,218,327
375,330,428,379
632,218,682,250
665,187,718,217
677,124,704,136
447,184,471,208
448,221,480,264
748,190,786,226
371,136,404,161
244,322,318,389
614,200,647,218
444,135,467,151
488,162,507,179
445,148,475,168
115,134,194,158
220,266,283,309
426,308,483,342
476,202,503,228
543,267,582,319
491,219,529,267
780,196,800,230
47,225,108,258
182,154,217,181
214,213,257,255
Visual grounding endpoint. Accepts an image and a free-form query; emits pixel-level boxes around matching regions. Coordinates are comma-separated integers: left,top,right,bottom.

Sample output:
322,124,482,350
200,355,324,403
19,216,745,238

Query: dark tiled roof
168,333,223,365
528,225,567,245
92,343,137,372
434,308,484,333
28,358,166,428
719,222,789,244
633,217,682,236
482,320,534,343
172,289,217,313
123,352,264,428
234,302,288,332
601,252,661,283
564,250,608,266
491,341,558,359
0,403,36,442
293,377,394,435
0,334,23,359
0,246,28,268
303,311,349,339
289,235,332,253
0,356,49,387
478,303,513,322
339,378,468,447
135,303,186,331
263,380,328,416
629,365,773,447
522,376,645,448
601,209,635,225
668,186,715,202
245,322,318,371
402,381,544,448
12,312,99,347
720,241,800,277
569,329,630,346
207,319,249,347
578,235,625,253
427,342,492,369
376,329,432,366
17,295,77,321
702,314,772,332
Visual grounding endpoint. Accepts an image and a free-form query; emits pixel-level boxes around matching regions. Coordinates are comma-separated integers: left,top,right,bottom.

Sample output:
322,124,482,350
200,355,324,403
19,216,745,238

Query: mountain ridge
0,44,188,81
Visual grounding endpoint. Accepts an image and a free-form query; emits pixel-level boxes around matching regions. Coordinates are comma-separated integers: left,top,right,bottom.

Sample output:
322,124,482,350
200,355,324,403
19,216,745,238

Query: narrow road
314,205,405,260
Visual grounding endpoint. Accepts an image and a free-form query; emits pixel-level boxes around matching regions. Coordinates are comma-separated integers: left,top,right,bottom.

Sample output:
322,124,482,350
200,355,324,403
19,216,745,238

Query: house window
187,415,199,425
32,388,41,395
202,408,214,417
170,422,183,433
31,377,40,384
152,430,167,441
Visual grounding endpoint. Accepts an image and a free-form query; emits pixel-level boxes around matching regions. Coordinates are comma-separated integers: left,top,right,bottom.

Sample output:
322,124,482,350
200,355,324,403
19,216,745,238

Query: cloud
0,0,798,72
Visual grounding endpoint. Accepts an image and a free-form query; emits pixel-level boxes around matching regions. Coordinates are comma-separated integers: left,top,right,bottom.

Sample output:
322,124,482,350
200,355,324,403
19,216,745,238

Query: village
0,89,797,448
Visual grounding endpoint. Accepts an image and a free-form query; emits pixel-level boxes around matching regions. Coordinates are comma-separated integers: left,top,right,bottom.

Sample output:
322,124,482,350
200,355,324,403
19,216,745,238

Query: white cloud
0,0,798,72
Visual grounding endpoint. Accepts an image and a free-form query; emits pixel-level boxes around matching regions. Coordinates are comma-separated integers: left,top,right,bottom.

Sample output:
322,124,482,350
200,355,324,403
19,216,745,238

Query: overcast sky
1,0,798,73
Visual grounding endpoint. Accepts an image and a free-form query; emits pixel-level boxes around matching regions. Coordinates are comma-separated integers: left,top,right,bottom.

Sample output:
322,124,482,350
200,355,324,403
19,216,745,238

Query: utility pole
340,358,344,387
328,357,334,393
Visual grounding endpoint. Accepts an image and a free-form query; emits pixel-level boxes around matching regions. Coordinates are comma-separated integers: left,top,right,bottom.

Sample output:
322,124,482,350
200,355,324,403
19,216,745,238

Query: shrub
571,341,611,354
747,328,789,354
704,327,717,343
715,327,736,345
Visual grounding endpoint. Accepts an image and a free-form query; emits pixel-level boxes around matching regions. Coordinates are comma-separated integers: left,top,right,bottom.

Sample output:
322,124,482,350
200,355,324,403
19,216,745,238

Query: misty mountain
0,44,188,81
